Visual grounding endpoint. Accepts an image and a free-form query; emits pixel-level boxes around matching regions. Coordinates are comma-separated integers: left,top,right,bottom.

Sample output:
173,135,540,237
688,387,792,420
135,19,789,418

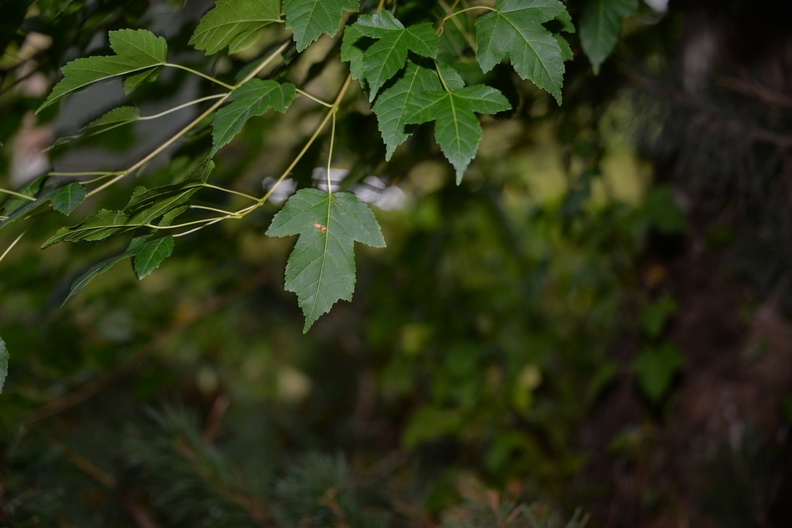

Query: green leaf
475,0,573,104
406,82,511,182
266,188,385,331
125,184,202,225
65,235,151,303
43,209,130,247
211,79,296,155
579,0,637,74
371,59,443,160
283,0,358,52
0,333,7,394
50,183,87,215
1,176,45,216
47,106,141,150
340,25,367,85
37,29,167,112
0,176,59,229
344,12,438,100
123,68,160,94
190,0,282,55
633,344,683,404
134,236,175,279
43,162,212,247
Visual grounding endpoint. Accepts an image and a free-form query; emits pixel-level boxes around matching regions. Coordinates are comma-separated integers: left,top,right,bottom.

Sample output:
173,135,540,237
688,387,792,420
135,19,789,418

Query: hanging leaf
134,236,175,279
283,0,358,52
266,188,385,332
191,0,283,55
475,0,573,104
211,79,296,155
340,25,367,85
343,12,438,100
51,183,87,215
0,333,7,394
579,0,637,74
47,106,141,150
123,68,161,94
37,29,167,112
64,235,152,303
371,59,443,160
406,81,511,182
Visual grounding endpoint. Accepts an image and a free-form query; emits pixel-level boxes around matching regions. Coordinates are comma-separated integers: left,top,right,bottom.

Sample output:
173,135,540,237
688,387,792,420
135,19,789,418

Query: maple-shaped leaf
37,29,167,112
579,0,637,74
343,12,438,101
340,25,367,84
190,0,283,55
266,188,385,331
371,59,443,160
211,79,296,155
475,0,573,105
284,0,358,52
406,80,511,182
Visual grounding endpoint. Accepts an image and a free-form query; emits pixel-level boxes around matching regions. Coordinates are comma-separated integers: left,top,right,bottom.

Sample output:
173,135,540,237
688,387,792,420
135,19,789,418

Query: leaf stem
326,110,337,196
189,205,243,217
138,94,227,121
84,41,291,199
49,171,119,177
0,188,37,201
200,183,260,202
165,63,235,90
260,75,352,204
233,41,291,89
296,88,333,108
441,4,496,25
0,231,26,263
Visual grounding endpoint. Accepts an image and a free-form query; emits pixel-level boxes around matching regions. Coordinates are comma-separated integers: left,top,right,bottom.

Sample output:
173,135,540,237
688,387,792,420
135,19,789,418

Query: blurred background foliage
1,0,792,526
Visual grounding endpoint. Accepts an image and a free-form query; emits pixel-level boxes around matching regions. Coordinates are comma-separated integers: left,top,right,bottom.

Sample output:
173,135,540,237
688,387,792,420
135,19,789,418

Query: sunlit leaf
211,79,296,155
37,29,167,112
191,0,282,55
50,183,87,215
475,0,573,104
266,188,385,331
283,0,358,51
579,0,637,74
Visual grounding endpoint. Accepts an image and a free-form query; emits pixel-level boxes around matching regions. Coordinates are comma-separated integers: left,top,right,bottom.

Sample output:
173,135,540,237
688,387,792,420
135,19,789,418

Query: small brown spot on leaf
314,223,327,233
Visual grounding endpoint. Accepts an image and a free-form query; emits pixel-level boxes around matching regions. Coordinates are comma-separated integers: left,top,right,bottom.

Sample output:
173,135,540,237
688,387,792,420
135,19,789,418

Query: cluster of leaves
1,0,638,345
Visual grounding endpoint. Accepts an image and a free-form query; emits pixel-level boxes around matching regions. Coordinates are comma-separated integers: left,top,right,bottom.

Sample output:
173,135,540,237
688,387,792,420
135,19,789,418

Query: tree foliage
0,0,730,526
